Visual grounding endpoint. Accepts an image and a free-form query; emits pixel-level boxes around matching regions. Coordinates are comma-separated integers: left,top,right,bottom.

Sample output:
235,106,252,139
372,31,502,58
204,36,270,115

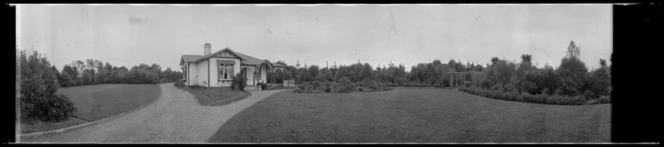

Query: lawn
20,84,162,134
209,87,611,143
181,86,251,106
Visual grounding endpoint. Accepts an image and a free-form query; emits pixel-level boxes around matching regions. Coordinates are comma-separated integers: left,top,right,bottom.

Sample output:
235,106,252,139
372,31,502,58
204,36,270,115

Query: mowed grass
182,87,251,106
20,117,88,134
209,87,610,143
59,84,162,121
20,84,162,133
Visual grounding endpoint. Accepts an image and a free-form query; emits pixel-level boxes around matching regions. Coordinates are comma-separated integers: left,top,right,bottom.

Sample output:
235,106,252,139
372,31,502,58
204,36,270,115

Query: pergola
448,71,473,88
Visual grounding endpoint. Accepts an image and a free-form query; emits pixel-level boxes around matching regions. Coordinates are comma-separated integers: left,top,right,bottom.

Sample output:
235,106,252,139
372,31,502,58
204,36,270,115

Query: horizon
17,4,612,72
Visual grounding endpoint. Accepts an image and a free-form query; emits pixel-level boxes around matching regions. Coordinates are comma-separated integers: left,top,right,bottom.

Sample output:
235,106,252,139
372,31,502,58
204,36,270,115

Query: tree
566,41,581,58
433,59,442,65
314,67,334,82
448,59,457,67
20,50,76,122
491,57,500,65
586,59,611,97
307,65,319,82
557,56,588,96
483,59,516,90
516,54,536,93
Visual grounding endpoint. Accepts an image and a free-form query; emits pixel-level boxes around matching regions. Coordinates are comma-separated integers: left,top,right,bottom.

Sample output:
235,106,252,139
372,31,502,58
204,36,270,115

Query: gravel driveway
20,83,284,143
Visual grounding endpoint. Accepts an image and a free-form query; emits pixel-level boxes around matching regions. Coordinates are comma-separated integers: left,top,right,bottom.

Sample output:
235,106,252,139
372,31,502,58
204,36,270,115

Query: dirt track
20,83,284,143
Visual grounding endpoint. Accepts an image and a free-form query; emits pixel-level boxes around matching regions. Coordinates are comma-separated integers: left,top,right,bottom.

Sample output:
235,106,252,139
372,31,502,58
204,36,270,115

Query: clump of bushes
20,50,77,122
338,77,357,93
174,79,185,88
294,78,392,94
256,82,268,90
403,81,429,87
231,73,247,91
459,87,592,105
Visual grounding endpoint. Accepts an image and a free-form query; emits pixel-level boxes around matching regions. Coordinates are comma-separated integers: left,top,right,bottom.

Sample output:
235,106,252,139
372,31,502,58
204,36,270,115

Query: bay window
218,61,235,81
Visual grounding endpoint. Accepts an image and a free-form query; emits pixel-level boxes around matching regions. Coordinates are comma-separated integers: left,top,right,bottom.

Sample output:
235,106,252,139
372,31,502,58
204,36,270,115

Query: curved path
20,83,284,143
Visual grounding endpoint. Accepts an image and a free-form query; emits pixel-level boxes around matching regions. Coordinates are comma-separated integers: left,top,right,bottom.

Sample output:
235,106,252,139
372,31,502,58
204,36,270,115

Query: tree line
56,59,183,87
268,40,611,99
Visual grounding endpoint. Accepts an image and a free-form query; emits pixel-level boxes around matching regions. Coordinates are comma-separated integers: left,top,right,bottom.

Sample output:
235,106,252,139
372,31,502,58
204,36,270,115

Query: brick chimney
204,43,211,55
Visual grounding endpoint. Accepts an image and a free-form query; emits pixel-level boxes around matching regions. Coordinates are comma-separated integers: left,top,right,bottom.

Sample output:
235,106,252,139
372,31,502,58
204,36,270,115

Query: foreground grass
265,85,297,91
181,87,251,106
209,87,610,143
20,84,162,134
20,117,87,134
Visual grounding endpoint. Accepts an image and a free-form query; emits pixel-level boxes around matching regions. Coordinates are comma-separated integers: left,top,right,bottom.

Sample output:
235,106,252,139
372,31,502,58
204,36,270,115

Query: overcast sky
17,4,612,72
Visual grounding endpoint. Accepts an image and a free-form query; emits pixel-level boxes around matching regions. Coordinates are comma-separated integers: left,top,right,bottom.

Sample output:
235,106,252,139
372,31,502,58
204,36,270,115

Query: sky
17,4,612,72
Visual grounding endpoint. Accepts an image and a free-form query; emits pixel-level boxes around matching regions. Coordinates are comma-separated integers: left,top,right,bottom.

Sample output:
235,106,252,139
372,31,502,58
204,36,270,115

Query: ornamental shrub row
294,78,393,93
458,87,594,105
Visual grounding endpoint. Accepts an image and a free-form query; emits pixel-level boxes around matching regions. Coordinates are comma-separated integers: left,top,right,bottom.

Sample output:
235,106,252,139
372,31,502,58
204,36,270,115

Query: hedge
458,87,603,105
294,80,392,94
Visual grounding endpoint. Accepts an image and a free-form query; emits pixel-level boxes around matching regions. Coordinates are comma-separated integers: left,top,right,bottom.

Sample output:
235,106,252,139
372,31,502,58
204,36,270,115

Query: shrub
358,80,370,87
311,81,325,91
256,82,268,90
20,50,77,122
174,79,185,87
232,73,247,91
503,83,517,92
295,82,316,93
329,82,342,93
541,88,551,96
338,77,357,92
323,81,332,92
40,94,78,122
261,83,268,90
596,96,611,104
369,80,386,91
583,90,597,100
553,88,565,96
491,83,504,91
384,81,397,87
404,81,429,87
521,81,538,94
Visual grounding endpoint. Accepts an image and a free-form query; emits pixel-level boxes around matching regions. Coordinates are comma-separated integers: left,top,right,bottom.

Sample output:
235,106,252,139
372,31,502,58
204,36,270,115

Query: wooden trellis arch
449,72,473,88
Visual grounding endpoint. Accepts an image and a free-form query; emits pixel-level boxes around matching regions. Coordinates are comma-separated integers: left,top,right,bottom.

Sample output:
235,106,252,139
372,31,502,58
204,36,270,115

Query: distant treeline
268,41,611,98
55,58,182,87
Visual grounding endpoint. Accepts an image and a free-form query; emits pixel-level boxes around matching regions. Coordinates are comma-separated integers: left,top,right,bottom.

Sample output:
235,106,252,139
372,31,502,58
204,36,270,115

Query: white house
180,43,286,87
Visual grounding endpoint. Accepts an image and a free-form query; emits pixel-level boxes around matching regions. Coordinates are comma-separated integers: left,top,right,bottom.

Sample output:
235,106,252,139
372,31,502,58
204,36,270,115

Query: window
219,63,234,81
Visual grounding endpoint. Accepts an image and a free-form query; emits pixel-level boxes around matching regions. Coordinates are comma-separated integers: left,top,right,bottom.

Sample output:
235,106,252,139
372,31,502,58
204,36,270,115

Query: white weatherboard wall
196,60,208,87
209,58,241,87
187,62,199,86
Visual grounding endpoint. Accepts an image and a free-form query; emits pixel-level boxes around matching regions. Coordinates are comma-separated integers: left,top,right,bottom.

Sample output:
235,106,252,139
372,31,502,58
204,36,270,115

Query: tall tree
566,41,581,58
433,59,442,66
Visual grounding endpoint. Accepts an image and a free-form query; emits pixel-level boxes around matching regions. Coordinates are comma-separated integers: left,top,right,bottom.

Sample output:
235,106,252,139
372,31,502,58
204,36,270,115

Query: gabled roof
180,55,203,65
182,55,203,62
231,49,268,65
181,48,275,66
